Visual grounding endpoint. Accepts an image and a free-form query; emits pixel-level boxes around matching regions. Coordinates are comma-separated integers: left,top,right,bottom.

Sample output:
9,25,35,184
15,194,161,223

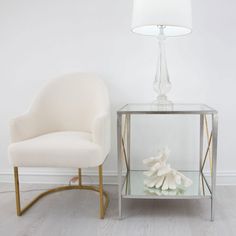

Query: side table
117,104,218,221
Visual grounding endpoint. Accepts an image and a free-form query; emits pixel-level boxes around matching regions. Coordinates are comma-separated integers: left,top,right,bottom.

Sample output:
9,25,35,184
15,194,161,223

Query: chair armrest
92,112,111,157
10,112,43,143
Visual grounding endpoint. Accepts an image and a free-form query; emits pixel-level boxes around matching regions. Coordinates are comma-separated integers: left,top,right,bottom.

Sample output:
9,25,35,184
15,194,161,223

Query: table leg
127,114,131,170
117,113,122,219
199,114,204,171
199,114,204,194
211,113,218,221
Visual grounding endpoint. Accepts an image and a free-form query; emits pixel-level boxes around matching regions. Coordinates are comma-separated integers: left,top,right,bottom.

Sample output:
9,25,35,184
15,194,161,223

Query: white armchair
8,73,110,218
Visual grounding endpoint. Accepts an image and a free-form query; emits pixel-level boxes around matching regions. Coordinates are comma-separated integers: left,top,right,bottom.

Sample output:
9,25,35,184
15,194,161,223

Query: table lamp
132,0,192,104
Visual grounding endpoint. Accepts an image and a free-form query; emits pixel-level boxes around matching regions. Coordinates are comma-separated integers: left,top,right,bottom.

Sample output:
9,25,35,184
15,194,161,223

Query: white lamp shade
132,0,192,37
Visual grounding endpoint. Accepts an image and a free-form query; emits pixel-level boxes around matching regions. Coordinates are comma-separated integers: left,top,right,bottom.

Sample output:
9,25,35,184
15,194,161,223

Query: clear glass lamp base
153,95,173,105
153,26,172,106
152,95,173,111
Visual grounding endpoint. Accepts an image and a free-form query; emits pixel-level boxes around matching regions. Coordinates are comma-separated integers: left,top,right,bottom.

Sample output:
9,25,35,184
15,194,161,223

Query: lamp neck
157,25,166,41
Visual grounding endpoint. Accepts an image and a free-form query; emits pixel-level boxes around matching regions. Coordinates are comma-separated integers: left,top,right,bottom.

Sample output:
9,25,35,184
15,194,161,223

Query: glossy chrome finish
117,113,122,219
211,114,218,221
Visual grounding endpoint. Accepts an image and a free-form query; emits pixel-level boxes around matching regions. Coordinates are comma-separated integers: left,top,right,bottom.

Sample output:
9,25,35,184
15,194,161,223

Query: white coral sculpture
143,147,192,191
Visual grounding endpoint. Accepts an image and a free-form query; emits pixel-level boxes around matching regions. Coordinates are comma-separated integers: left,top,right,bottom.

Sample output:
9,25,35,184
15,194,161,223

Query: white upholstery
8,73,110,168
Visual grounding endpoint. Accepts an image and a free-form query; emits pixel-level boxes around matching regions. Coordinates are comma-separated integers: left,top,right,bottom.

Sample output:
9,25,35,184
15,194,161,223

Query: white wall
0,0,235,184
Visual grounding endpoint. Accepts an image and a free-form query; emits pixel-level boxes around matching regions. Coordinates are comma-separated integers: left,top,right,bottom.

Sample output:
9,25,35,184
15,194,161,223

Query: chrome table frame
117,104,218,221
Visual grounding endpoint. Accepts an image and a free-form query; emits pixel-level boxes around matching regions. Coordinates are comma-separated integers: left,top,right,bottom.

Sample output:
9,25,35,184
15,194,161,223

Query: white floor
0,183,235,236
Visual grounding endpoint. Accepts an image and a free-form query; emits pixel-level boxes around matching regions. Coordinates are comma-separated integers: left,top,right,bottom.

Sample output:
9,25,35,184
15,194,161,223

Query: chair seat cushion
8,131,104,168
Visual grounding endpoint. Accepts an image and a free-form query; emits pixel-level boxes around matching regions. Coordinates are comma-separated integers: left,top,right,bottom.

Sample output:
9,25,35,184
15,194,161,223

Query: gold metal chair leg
78,168,82,187
14,167,21,216
99,165,104,219
13,166,109,218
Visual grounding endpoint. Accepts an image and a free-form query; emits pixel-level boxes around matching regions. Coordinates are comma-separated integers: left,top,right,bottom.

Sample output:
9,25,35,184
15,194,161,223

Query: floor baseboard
1,169,236,186
0,169,118,185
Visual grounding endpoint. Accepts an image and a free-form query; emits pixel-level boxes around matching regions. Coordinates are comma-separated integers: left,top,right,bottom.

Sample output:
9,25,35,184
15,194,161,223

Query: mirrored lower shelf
122,170,211,199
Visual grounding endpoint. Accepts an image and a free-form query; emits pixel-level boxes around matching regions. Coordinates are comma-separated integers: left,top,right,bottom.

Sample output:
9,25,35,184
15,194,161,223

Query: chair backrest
29,73,109,133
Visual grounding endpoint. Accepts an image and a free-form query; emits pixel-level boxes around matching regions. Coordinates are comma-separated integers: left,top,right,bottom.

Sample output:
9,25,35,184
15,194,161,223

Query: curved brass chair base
14,166,109,219
18,185,109,217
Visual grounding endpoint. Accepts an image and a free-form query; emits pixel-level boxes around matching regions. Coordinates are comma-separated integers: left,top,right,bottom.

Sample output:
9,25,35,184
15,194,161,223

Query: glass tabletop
122,170,211,199
118,103,217,114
